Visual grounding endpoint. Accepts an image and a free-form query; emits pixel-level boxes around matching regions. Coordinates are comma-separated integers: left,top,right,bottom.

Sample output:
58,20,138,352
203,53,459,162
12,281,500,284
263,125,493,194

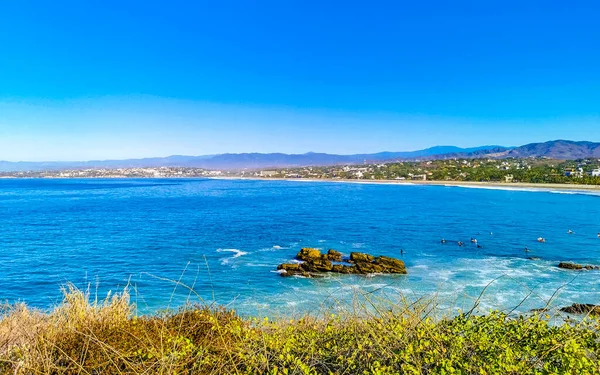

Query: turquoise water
1,178,599,316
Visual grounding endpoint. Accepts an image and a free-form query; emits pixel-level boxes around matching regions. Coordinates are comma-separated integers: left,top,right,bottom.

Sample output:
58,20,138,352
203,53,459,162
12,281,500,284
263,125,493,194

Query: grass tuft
1,284,599,374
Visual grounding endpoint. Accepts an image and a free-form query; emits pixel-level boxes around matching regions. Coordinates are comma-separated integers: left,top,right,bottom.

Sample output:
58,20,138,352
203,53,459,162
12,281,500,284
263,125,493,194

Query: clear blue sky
0,1,598,161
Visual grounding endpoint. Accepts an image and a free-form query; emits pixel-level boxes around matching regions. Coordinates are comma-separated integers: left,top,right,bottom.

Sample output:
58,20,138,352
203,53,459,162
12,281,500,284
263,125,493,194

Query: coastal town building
2,157,600,185
564,168,584,177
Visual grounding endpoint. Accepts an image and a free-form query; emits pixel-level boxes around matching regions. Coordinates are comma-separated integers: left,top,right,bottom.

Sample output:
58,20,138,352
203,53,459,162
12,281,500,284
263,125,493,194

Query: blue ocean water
1,178,599,316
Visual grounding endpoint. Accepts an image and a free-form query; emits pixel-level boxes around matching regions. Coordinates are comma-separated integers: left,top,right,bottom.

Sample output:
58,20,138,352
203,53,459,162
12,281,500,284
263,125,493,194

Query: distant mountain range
505,140,600,159
1,140,599,172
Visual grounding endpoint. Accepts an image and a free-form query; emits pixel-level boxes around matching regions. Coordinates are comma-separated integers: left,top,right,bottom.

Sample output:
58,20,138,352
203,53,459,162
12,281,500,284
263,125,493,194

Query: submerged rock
530,307,549,313
559,303,600,315
558,262,600,270
277,249,406,277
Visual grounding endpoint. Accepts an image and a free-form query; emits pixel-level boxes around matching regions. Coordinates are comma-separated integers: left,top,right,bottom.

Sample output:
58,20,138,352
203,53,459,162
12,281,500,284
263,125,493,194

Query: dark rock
327,249,343,262
356,263,384,274
277,263,300,271
373,256,407,273
558,262,583,270
331,264,344,273
331,264,358,274
303,258,333,272
350,252,375,263
277,249,406,277
559,303,600,315
296,248,322,261
340,265,358,274
558,262,600,270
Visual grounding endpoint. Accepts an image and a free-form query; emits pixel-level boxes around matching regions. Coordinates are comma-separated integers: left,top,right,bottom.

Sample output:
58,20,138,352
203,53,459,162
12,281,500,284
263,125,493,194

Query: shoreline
212,176,600,192
2,175,599,192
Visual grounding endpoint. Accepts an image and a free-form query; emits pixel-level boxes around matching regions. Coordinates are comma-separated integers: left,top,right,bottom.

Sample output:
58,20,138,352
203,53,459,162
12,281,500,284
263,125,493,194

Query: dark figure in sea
400,249,405,255
441,239,447,244
477,244,482,248
457,241,464,247
524,247,530,253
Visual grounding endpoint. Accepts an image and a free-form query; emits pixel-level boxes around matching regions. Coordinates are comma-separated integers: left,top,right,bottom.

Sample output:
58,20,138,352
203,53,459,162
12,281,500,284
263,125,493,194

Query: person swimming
441,239,447,243
568,230,574,234
457,241,464,247
400,249,405,255
524,247,530,253
537,237,546,243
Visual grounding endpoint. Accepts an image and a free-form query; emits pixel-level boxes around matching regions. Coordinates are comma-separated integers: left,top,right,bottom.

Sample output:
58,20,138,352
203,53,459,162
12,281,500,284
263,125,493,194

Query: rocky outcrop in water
277,248,406,277
557,262,600,270
559,303,600,315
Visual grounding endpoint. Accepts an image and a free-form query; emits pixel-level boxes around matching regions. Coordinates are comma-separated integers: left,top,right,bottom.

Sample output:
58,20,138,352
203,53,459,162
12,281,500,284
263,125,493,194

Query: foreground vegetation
1,286,599,374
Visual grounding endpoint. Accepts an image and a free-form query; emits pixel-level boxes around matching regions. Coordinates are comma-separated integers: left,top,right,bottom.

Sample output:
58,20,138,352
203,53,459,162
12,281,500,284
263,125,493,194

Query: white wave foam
448,184,600,197
549,190,600,196
282,179,416,186
246,263,271,267
257,245,290,253
450,185,541,192
216,248,248,265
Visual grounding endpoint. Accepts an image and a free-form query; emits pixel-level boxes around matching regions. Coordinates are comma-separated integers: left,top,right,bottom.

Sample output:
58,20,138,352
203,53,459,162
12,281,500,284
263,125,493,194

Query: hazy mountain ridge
0,146,506,172
506,140,600,159
0,141,598,172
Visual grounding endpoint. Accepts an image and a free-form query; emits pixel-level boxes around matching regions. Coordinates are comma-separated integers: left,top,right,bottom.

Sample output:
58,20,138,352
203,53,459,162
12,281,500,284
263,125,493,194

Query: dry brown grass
1,284,599,374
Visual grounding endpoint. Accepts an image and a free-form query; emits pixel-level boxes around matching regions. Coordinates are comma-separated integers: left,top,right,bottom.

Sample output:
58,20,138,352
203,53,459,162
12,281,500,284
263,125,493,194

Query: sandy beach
214,176,600,192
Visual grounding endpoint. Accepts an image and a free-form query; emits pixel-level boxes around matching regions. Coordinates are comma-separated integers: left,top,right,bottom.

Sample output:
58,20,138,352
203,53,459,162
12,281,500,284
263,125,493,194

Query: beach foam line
216,248,249,265
449,184,600,196
549,190,600,196
208,177,599,195
448,184,542,192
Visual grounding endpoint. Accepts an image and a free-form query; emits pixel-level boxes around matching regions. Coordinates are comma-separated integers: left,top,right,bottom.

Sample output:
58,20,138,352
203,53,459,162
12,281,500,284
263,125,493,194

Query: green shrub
1,286,598,374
